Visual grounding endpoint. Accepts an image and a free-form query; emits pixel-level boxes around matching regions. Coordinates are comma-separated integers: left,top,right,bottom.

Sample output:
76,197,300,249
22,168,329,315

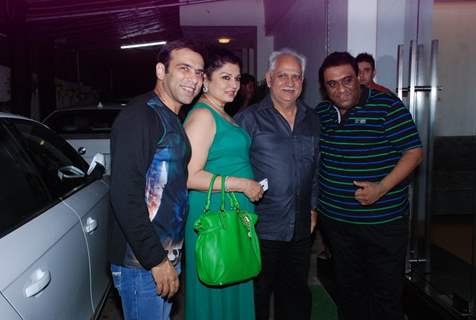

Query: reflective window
8,119,90,199
0,122,50,237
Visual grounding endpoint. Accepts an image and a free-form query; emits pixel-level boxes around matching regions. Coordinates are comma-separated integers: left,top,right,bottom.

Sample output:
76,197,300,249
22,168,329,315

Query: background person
356,52,392,93
184,46,263,320
225,73,257,116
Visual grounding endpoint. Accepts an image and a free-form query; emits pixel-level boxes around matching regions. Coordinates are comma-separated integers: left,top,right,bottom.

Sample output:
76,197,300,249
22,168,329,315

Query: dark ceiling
2,0,227,51
0,0,270,117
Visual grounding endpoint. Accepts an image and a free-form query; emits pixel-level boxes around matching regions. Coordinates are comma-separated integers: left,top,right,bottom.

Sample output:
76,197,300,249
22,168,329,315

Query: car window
0,122,50,237
7,119,90,199
45,109,120,134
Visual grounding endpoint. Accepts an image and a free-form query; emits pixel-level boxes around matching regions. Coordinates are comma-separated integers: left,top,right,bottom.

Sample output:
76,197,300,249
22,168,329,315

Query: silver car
43,105,122,174
0,113,111,319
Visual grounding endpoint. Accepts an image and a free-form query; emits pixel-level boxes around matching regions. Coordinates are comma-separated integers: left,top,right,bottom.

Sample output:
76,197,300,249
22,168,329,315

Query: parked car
43,103,123,174
0,112,111,319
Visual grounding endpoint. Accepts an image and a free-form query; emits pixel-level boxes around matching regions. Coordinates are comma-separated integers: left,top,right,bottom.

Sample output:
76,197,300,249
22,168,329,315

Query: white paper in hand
259,178,269,191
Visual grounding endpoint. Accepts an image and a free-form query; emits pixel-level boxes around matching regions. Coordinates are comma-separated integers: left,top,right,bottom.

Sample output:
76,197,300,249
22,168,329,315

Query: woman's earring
203,84,208,93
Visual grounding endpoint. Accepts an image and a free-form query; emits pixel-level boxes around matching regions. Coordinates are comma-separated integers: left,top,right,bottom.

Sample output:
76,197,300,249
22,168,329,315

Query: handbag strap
204,174,242,212
227,190,241,210
220,175,226,211
204,174,219,212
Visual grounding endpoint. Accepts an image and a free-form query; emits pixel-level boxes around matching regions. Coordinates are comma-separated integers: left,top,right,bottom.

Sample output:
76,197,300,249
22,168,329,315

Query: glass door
401,1,476,317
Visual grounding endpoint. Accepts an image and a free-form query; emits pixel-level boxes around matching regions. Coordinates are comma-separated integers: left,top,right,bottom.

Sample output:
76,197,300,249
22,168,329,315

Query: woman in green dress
184,47,264,320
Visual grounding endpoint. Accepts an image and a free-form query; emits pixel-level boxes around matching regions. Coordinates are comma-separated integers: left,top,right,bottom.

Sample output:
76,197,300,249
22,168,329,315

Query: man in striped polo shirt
315,52,423,320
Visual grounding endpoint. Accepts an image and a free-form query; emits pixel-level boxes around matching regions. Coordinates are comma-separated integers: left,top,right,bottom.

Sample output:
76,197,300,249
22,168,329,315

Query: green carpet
311,284,337,320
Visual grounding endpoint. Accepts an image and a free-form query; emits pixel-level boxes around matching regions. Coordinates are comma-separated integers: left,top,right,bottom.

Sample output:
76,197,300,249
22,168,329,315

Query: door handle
84,217,98,233
25,269,51,297
77,146,86,155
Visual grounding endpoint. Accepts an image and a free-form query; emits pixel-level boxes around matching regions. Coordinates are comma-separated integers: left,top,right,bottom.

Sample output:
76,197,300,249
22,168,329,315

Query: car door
10,117,111,315
62,176,111,312
0,293,21,320
0,119,92,320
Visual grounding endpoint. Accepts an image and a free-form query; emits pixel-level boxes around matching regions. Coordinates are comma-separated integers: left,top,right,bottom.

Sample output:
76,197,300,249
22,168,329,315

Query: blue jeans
111,263,180,320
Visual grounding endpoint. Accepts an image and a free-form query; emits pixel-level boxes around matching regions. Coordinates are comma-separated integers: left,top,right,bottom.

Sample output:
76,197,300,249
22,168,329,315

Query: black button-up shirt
235,95,320,241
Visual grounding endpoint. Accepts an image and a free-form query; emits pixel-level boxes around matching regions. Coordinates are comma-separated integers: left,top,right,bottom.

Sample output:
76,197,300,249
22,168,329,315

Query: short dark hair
240,73,256,86
355,52,375,70
157,40,203,72
318,51,358,90
204,46,241,79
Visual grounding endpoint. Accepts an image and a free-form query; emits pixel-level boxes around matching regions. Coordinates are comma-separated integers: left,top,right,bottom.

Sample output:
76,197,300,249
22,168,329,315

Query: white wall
0,65,11,102
433,1,476,136
269,0,327,106
347,0,377,57
345,0,406,92
376,0,406,91
180,0,273,80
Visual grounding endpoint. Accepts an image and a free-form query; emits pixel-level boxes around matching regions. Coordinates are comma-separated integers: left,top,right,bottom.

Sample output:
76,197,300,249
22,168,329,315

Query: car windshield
45,109,120,134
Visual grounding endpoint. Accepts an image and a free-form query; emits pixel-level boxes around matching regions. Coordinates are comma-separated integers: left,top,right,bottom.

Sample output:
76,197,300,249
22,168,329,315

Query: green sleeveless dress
185,102,256,320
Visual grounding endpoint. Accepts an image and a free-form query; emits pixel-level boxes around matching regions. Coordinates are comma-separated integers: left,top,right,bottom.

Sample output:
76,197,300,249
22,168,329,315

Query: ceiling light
218,37,231,44
120,41,167,49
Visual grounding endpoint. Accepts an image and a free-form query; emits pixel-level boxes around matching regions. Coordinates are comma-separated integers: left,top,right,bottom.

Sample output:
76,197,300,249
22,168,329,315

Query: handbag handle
222,176,241,211
227,190,240,210
204,174,218,212
204,174,241,213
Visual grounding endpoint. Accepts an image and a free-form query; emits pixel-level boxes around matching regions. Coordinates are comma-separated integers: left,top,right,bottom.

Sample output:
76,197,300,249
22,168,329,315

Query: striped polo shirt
315,87,422,224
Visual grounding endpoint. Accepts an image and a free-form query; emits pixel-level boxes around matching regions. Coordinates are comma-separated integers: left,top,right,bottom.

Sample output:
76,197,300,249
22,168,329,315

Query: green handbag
194,174,262,286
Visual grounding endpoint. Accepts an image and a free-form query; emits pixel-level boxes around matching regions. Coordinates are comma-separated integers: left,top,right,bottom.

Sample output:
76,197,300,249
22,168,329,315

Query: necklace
202,94,225,114
202,94,240,127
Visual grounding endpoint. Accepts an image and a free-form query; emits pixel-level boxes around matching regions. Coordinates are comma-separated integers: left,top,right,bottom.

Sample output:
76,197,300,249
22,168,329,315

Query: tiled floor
100,223,472,320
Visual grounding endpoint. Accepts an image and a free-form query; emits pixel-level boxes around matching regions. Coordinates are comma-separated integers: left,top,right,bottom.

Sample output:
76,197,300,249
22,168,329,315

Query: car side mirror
87,153,106,178
57,165,86,180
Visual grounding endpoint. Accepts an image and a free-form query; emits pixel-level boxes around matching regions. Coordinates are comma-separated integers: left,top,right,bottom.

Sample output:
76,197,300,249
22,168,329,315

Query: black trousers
254,237,312,320
320,216,408,320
